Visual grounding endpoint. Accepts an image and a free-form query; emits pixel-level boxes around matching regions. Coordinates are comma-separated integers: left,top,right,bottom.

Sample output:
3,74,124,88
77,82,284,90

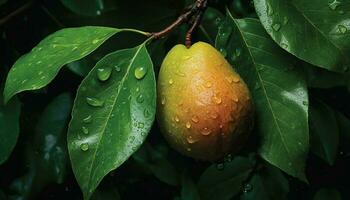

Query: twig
150,0,208,48
0,1,34,26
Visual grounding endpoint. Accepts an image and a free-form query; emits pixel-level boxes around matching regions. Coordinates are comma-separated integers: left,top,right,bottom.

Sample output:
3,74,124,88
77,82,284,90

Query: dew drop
219,48,227,57
224,154,232,162
201,127,212,136
212,96,222,104
136,94,144,103
92,39,100,44
144,109,151,117
283,16,289,25
86,97,104,107
114,65,121,72
243,183,253,193
187,148,192,152
186,122,191,129
134,67,147,80
205,81,212,88
174,116,180,122
302,101,308,106
82,126,89,134
329,0,341,10
83,115,93,123
169,79,174,85
210,112,218,119
80,143,89,151
191,115,199,123
281,43,289,49
97,67,112,82
161,98,166,105
337,24,347,34
138,122,144,128
187,136,196,144
216,163,224,171
272,23,281,31
225,76,233,83
232,77,240,83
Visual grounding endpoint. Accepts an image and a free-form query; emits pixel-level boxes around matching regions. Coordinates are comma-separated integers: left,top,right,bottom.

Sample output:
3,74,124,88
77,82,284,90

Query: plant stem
149,0,208,48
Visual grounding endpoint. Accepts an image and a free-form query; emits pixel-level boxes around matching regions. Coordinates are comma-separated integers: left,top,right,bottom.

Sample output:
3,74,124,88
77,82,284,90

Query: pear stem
149,0,208,47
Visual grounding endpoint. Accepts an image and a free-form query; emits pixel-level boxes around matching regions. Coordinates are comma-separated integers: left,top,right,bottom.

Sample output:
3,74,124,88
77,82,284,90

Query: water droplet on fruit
174,116,180,122
186,122,191,129
97,67,112,82
86,97,104,107
169,79,174,85
187,136,196,144
201,127,212,136
134,67,147,80
161,98,166,105
205,81,212,88
329,0,341,10
191,115,199,123
136,94,144,103
212,95,222,104
82,126,89,134
80,143,89,151
232,77,240,83
83,115,92,123
272,23,281,31
210,112,218,119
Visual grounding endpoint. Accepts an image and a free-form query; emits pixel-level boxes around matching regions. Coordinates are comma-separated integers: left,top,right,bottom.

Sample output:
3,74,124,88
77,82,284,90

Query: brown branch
150,0,208,47
0,1,34,26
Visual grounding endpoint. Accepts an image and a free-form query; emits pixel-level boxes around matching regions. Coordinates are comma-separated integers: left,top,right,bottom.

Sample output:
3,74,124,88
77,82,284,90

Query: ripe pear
157,42,253,161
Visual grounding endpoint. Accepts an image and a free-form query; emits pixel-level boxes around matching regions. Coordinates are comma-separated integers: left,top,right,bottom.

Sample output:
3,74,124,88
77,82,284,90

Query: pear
157,42,253,161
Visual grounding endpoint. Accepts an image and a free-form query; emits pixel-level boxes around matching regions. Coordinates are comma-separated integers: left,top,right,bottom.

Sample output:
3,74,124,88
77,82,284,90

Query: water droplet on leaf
337,24,347,34
216,163,224,171
83,115,93,123
243,183,253,193
97,67,112,81
191,115,199,123
80,143,89,151
82,126,89,134
86,97,104,107
201,127,212,136
272,23,281,31
134,67,147,80
136,94,144,103
329,0,341,10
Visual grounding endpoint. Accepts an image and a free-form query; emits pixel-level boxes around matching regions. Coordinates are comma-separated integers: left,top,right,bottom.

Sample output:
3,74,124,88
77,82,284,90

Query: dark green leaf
133,142,179,186
67,44,156,200
305,65,350,89
253,0,350,72
35,93,72,183
0,97,21,165
240,164,289,200
4,27,145,103
67,58,94,77
309,99,339,165
216,14,309,181
313,188,342,200
335,112,350,156
197,156,254,200
199,8,225,45
91,183,121,200
60,0,118,16
181,172,200,200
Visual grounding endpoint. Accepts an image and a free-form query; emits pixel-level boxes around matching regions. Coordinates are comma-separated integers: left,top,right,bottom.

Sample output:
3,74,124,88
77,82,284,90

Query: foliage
0,0,350,199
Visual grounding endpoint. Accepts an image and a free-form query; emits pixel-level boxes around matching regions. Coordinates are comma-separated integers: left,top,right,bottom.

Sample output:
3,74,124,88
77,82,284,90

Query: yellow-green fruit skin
157,42,253,161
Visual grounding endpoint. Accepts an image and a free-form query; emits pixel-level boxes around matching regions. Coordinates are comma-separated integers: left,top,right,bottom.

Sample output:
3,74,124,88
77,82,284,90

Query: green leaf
91,183,121,200
0,97,21,165
67,44,156,200
305,64,350,89
133,142,179,186
240,164,289,200
216,14,309,181
313,188,342,200
253,0,350,72
61,0,118,16
309,99,339,165
199,8,225,45
35,93,72,183
197,156,254,200
181,172,200,200
4,26,146,103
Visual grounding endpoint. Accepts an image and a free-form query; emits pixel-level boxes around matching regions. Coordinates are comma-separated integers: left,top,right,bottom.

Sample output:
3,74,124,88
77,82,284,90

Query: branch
0,1,34,26
149,0,208,47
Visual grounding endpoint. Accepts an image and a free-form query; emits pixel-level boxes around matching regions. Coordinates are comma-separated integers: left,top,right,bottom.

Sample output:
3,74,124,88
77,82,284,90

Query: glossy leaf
0,97,21,165
61,0,118,16
133,142,179,186
254,0,350,72
35,93,72,183
197,156,254,200
67,44,156,200
313,188,342,200
309,99,339,165
181,172,200,200
240,164,289,200
4,26,145,103
305,64,350,89
216,15,309,181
